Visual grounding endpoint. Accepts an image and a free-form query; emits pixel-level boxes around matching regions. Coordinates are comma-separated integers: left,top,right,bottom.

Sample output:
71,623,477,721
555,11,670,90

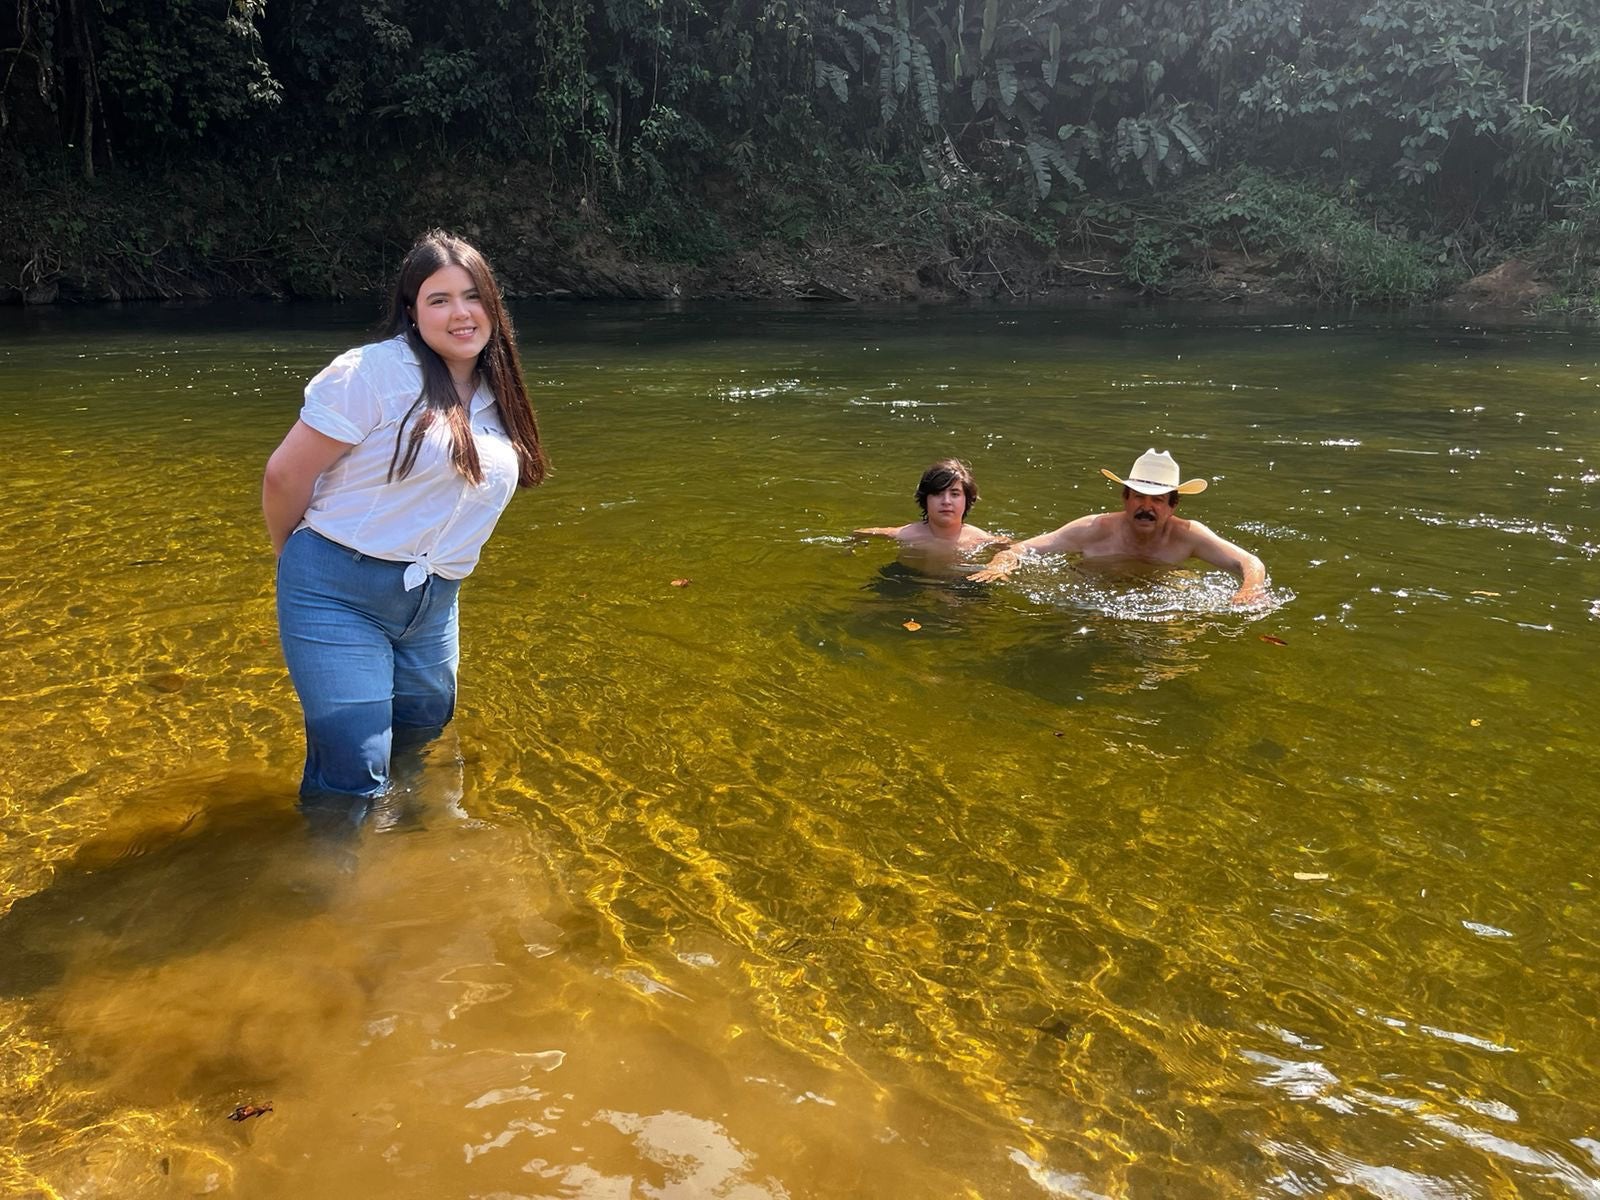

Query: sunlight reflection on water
1,302,1597,1199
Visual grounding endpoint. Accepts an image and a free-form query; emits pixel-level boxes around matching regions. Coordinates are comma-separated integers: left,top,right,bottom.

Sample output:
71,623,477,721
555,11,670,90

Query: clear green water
1,302,1596,1198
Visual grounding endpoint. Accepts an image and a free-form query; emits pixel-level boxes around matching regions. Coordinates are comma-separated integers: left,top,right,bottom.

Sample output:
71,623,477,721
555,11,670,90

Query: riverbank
4,158,1594,318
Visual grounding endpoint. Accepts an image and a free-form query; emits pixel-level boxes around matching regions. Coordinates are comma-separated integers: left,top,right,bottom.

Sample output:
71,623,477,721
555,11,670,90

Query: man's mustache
1133,509,1158,521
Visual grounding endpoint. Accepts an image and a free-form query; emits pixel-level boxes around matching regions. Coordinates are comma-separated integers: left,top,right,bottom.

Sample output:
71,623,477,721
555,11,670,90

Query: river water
1,302,1596,1198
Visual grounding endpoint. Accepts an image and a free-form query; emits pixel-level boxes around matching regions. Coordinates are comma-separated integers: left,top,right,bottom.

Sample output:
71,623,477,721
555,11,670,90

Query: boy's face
925,481,970,526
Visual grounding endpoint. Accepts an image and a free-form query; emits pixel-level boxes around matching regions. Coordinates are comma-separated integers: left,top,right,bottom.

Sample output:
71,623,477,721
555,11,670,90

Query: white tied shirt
297,336,520,589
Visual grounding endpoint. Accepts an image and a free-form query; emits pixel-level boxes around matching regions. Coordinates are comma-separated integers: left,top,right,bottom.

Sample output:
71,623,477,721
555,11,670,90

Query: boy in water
853,458,1009,571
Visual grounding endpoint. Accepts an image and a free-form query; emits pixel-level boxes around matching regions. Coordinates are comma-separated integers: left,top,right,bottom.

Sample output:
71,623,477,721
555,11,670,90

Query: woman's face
410,264,492,376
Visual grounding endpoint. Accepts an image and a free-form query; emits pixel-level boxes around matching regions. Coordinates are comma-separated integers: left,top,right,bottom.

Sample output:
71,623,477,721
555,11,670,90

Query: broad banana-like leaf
1168,112,1208,165
1143,128,1167,186
911,37,939,125
815,60,849,105
879,58,898,122
980,0,999,57
997,59,1018,107
842,15,880,56
893,28,911,94
1025,139,1052,198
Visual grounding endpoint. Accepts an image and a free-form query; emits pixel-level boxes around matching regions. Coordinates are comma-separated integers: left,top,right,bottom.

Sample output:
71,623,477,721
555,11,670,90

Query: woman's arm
262,420,355,556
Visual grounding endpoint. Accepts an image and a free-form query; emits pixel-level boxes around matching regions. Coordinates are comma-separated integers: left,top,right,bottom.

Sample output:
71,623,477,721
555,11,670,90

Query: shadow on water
0,773,344,999
0,748,508,1110
1001,561,1290,693
806,555,1289,712
1,736,476,999
857,560,995,620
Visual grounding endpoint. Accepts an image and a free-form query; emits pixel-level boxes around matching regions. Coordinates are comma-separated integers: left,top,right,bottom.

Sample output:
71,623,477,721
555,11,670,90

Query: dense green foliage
4,0,1599,306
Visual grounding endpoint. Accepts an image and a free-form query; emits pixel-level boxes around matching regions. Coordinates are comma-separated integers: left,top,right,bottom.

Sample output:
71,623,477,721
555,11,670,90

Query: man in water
854,458,1009,571
972,449,1267,604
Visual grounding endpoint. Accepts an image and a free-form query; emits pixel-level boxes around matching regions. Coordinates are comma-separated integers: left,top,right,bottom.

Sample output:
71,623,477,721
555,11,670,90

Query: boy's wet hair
916,458,978,518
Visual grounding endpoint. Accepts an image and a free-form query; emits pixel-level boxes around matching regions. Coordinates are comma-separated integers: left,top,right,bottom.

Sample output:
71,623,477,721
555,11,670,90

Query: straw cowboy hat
1100,449,1209,496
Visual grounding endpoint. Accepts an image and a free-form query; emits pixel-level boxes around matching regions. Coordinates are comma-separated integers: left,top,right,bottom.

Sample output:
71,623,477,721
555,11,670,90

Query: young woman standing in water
262,230,549,803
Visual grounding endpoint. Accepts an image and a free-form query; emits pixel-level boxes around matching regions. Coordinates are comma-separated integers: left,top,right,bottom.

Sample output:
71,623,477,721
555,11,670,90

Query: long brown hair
382,230,549,487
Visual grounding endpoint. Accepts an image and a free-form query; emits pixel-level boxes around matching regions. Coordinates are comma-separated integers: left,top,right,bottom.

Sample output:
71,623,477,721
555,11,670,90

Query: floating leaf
1470,718,1482,727
1470,590,1500,597
670,578,692,588
902,619,922,631
1260,634,1288,646
228,1103,273,1122
1293,872,1329,882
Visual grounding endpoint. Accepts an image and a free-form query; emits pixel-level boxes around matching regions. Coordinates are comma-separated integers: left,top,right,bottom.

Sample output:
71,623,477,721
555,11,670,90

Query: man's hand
1230,582,1266,607
971,549,1021,583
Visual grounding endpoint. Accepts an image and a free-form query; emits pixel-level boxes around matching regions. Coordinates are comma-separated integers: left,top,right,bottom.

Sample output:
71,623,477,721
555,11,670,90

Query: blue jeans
276,528,462,801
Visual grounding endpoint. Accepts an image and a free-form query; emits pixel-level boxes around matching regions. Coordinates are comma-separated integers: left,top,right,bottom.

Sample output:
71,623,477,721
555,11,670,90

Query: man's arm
961,526,1012,551
1185,521,1267,604
971,516,1097,582
263,421,354,556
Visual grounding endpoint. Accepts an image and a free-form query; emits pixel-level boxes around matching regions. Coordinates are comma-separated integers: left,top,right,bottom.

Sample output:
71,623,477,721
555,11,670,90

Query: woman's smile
412,264,492,372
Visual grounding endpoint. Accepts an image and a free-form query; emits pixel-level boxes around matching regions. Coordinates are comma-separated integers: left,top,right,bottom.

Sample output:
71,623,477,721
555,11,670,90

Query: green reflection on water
1,303,1597,1198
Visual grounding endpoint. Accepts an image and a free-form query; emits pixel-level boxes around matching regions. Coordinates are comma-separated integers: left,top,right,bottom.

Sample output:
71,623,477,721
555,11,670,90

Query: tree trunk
63,0,97,178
